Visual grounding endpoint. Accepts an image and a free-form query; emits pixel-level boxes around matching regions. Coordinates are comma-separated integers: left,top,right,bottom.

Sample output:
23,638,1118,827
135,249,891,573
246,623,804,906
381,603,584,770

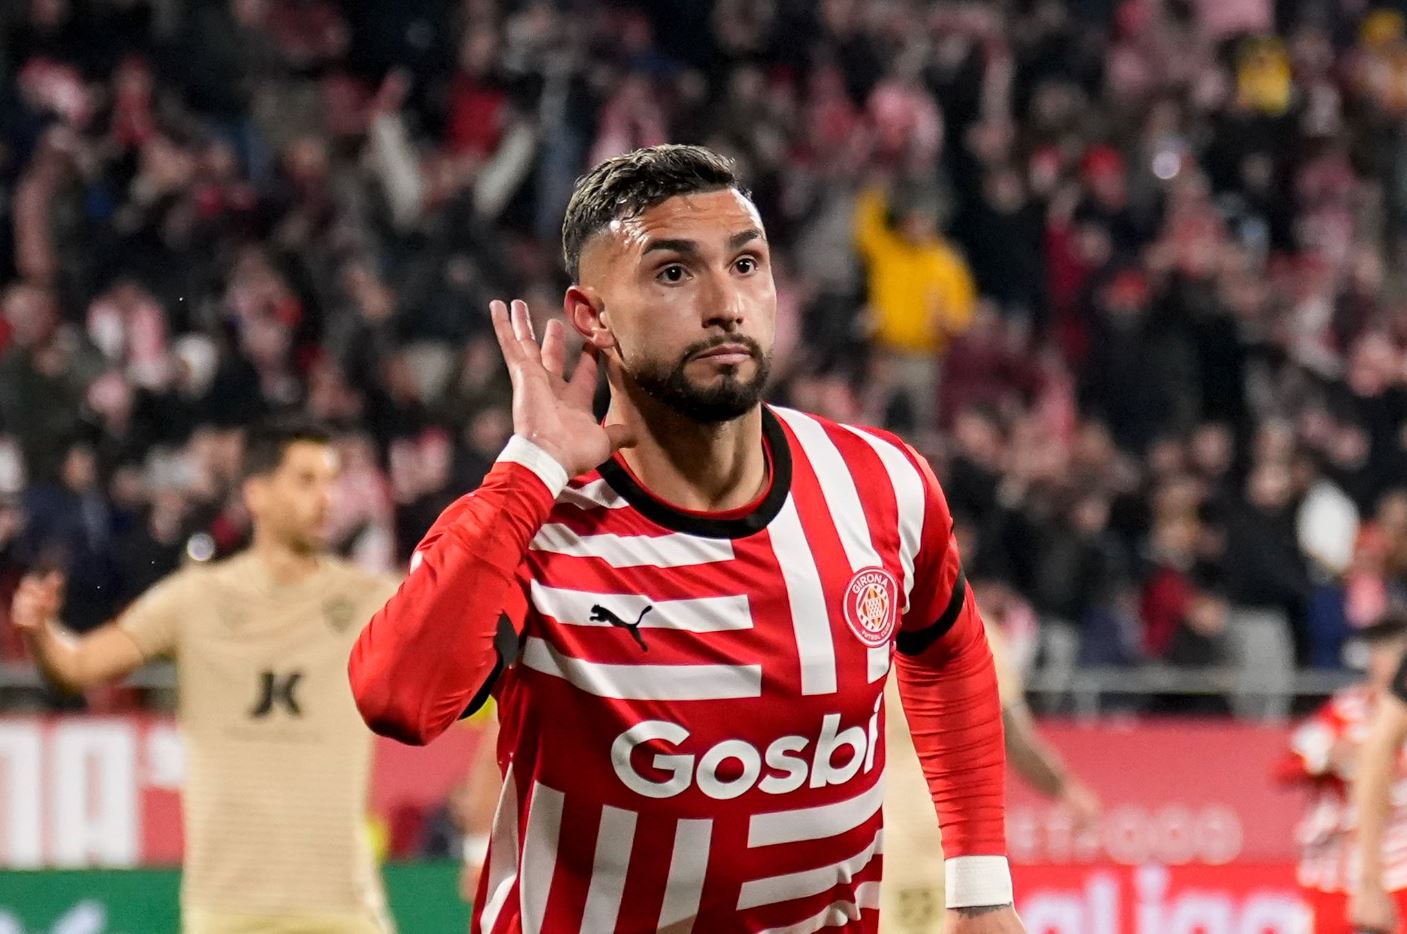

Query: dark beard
628,334,772,424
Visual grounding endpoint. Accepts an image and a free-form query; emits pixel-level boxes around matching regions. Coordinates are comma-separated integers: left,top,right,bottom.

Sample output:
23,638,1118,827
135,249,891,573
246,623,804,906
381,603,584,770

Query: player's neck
249,533,322,586
605,398,768,513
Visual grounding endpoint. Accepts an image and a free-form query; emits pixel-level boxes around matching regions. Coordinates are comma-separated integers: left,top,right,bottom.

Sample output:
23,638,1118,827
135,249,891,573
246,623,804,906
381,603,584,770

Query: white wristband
496,436,570,497
945,855,1013,909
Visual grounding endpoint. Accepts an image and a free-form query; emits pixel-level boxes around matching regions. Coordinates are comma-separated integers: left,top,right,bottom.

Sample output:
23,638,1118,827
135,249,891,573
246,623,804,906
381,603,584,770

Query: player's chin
295,529,331,554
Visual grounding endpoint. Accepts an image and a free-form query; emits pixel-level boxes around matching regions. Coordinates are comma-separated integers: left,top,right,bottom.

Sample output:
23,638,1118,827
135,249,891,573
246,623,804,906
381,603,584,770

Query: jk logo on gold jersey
249,669,304,718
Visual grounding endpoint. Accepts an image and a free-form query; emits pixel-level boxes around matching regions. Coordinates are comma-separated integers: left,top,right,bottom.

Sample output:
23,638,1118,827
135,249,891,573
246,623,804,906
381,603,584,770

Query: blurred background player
1352,615,1407,934
1278,615,1407,934
880,582,1101,934
11,416,398,934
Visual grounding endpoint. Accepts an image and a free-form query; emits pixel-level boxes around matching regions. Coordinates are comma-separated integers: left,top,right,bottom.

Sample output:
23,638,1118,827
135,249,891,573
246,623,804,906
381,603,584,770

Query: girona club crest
843,567,900,648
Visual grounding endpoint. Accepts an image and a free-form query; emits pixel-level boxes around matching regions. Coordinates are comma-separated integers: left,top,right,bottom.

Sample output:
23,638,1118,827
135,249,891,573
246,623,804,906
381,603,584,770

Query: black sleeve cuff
896,568,968,657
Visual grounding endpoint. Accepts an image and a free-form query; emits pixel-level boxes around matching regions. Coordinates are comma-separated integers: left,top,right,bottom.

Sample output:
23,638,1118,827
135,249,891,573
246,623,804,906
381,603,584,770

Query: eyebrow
642,238,700,256
729,228,763,249
641,228,765,257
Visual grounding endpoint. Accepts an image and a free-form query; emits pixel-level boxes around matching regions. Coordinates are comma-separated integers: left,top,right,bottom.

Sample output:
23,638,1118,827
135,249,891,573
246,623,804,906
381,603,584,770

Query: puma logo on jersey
590,604,652,651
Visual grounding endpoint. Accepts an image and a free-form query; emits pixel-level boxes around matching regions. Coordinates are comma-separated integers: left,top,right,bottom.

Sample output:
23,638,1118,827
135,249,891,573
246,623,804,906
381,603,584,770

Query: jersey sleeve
117,570,195,660
1275,696,1352,786
891,444,1010,909
348,437,564,746
1278,713,1338,783
897,445,968,651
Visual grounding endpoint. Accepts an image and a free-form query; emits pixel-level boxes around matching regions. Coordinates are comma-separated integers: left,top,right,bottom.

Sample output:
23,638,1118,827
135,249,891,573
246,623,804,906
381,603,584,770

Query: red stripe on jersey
776,414,880,694
744,855,883,933
526,551,748,607
896,443,963,633
538,791,604,928
538,473,677,539
819,421,904,581
612,809,683,929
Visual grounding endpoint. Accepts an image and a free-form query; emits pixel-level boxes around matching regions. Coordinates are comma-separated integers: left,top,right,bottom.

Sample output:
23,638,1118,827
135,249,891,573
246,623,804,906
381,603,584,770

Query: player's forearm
1354,700,1407,886
22,622,87,694
896,597,1009,908
1002,703,1068,799
349,439,565,745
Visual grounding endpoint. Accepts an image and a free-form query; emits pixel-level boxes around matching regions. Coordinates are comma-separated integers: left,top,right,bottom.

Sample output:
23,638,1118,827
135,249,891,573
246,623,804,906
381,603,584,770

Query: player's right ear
241,475,267,520
564,286,615,351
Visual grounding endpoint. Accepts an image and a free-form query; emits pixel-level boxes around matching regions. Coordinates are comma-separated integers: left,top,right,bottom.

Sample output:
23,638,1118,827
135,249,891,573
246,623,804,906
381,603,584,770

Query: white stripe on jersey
557,478,628,510
758,881,882,934
773,408,882,570
579,804,637,933
773,408,891,684
770,497,838,695
737,828,884,910
520,782,565,934
479,763,520,932
747,775,885,847
530,581,753,632
521,636,763,700
659,818,713,933
531,525,735,568
839,425,925,613
865,648,891,684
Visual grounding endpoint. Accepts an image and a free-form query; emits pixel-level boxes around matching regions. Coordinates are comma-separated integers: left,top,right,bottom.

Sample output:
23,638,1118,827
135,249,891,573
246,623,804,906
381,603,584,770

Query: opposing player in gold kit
13,418,398,934
881,617,1100,934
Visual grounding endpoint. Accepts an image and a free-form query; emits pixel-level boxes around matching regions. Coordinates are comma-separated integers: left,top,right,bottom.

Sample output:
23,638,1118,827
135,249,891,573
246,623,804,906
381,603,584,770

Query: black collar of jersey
595,406,792,540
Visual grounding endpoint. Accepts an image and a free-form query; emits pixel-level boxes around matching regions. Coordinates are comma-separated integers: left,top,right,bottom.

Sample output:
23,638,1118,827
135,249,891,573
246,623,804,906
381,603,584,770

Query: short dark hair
243,415,333,479
561,144,744,281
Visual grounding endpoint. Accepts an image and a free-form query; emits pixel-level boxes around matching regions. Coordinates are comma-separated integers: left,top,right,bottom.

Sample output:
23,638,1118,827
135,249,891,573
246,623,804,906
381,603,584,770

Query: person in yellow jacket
882,596,1101,933
854,183,977,431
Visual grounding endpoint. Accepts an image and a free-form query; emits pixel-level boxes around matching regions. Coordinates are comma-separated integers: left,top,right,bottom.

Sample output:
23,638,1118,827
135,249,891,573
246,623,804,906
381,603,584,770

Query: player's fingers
489,301,523,368
540,318,567,381
510,299,536,343
564,344,600,409
604,422,638,452
510,300,544,369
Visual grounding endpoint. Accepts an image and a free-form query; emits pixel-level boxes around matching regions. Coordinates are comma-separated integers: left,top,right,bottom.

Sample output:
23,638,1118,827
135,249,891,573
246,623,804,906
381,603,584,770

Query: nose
700,270,745,332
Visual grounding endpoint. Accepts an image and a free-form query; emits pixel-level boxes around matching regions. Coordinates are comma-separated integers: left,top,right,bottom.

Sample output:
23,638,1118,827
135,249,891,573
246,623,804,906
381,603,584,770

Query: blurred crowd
6,0,1407,706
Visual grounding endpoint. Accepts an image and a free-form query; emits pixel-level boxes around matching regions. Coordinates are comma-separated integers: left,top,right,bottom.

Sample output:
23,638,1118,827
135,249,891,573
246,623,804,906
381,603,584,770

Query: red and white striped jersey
351,404,1007,932
1282,686,1407,893
468,406,984,933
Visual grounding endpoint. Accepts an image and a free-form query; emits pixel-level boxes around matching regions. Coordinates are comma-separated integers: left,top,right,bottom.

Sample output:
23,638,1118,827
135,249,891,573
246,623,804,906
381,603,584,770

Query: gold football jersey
119,551,399,919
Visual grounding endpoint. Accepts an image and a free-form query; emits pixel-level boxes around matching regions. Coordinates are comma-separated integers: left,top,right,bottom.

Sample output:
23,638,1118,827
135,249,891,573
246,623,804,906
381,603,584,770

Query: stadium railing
1031,612,1353,719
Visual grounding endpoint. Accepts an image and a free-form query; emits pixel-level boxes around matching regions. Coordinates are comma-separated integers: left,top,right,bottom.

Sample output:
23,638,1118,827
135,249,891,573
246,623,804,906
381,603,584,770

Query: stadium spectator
6,0,1407,714
854,178,977,431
